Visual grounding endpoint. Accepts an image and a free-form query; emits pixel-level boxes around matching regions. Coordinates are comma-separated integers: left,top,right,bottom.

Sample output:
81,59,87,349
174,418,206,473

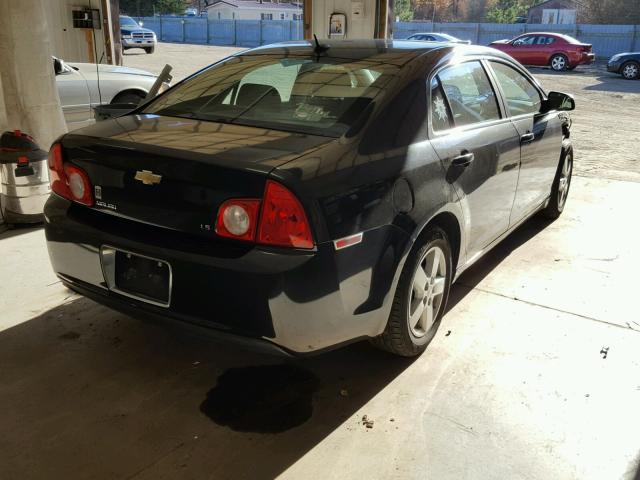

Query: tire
111,90,146,105
550,54,568,72
541,141,573,220
371,227,452,357
621,61,640,80
144,46,155,54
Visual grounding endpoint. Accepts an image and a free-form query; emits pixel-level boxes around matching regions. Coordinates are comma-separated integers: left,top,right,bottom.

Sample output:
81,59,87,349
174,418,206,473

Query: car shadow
583,74,640,94
0,215,554,479
0,223,43,240
446,214,554,311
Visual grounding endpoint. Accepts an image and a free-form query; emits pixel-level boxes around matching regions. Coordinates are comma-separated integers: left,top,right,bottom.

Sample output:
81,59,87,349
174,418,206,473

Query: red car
490,32,595,71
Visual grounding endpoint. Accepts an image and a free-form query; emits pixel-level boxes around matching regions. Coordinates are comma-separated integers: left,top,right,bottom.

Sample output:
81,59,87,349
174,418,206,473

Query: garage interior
1,1,640,479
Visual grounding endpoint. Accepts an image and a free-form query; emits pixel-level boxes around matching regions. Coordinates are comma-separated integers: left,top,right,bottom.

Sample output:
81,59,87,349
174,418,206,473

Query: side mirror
541,91,575,113
139,20,144,26
53,57,63,75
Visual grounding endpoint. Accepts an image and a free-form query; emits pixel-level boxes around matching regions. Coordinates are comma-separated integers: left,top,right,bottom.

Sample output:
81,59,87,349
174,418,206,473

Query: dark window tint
430,77,452,131
536,36,555,45
437,61,501,127
490,61,542,116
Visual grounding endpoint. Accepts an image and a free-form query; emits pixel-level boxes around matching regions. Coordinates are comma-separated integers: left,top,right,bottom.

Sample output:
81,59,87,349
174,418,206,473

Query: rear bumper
44,195,410,354
583,52,596,64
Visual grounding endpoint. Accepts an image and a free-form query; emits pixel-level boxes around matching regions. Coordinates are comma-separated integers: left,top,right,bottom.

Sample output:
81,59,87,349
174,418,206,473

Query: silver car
53,57,160,130
406,32,471,44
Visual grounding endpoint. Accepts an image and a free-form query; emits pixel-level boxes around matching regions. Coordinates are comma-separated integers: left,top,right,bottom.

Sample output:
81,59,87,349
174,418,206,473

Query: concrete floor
1,44,639,479
2,175,639,480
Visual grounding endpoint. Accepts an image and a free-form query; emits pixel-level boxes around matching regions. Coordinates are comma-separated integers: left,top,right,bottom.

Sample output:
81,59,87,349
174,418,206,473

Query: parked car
607,52,640,79
120,15,157,54
490,33,595,71
407,32,471,44
44,40,575,357
53,56,161,130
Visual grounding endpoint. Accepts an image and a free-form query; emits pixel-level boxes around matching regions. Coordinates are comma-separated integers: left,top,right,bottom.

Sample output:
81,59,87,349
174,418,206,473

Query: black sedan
45,40,575,357
607,52,640,79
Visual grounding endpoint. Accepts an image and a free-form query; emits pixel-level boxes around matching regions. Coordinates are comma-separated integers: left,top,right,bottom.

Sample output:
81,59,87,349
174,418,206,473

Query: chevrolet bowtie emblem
134,170,162,185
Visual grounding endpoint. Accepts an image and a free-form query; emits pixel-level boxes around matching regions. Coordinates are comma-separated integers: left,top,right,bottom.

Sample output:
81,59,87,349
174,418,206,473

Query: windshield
144,54,400,137
120,16,139,28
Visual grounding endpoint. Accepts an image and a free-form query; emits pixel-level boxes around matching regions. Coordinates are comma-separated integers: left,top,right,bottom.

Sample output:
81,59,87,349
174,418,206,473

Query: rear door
535,35,556,65
428,60,521,258
487,60,563,224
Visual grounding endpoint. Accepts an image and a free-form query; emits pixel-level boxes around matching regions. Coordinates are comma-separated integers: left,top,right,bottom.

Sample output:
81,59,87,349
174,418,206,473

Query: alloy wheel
408,246,447,338
551,55,566,71
622,63,639,79
558,152,572,209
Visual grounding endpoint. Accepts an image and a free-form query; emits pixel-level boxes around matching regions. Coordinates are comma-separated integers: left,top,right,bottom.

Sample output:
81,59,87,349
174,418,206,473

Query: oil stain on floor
200,363,319,433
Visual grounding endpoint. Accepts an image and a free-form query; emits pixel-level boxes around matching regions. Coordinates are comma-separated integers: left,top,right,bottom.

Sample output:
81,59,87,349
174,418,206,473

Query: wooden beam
303,0,312,39
377,0,394,39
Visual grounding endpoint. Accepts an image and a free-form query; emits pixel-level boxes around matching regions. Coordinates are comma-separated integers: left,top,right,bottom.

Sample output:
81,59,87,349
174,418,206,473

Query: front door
429,61,521,259
55,61,92,129
487,60,564,224
508,35,540,66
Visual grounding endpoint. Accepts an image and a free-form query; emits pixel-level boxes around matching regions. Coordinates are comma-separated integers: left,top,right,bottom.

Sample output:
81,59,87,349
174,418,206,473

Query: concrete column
0,0,67,150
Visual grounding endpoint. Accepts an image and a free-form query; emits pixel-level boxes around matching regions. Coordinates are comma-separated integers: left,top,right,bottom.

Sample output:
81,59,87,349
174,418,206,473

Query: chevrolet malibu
45,40,575,356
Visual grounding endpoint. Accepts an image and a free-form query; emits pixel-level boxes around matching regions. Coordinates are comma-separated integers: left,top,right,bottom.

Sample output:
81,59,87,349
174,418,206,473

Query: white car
54,57,160,130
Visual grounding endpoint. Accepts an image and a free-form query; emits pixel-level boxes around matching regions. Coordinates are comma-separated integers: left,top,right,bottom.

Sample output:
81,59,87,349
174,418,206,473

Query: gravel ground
124,42,640,183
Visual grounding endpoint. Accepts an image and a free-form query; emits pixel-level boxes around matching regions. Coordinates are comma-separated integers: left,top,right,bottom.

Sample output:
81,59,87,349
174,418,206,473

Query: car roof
242,39,509,61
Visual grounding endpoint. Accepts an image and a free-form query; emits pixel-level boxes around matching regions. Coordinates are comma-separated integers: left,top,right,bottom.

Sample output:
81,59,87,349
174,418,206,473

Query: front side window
145,55,398,137
490,61,542,116
436,61,500,127
513,35,536,46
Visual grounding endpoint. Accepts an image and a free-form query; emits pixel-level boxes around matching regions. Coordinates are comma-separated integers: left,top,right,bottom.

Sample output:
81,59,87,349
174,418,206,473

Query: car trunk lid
60,114,333,237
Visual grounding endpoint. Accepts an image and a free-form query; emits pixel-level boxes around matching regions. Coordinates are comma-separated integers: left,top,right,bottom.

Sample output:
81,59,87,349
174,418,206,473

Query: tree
485,0,547,23
395,0,414,21
579,0,640,24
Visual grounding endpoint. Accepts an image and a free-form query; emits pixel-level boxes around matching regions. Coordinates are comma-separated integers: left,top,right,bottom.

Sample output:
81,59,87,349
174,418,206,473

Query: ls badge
134,170,162,185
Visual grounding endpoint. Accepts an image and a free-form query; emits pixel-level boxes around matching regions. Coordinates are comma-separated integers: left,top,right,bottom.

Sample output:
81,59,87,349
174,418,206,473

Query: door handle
520,132,535,144
451,152,475,167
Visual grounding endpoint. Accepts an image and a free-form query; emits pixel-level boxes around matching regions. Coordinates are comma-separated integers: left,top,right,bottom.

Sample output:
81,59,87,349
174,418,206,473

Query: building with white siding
205,0,303,21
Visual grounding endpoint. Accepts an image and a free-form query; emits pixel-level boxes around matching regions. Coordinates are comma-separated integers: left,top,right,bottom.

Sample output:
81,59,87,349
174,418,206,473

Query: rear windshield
144,54,400,137
557,34,581,44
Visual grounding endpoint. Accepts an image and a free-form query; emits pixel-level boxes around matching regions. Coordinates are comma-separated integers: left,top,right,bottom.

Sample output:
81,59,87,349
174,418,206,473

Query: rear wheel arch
413,211,462,277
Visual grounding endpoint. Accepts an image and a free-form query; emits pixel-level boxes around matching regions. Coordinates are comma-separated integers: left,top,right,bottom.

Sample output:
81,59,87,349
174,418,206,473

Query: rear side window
430,77,452,131
536,36,555,45
436,61,501,127
490,61,542,116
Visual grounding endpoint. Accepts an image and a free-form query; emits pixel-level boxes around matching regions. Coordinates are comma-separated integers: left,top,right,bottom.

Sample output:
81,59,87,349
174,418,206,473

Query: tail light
215,180,314,249
216,199,261,242
48,143,94,206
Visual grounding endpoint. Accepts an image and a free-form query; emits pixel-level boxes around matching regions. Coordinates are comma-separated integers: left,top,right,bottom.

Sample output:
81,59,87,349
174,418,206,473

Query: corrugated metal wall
135,17,304,48
394,22,639,57
133,17,639,58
